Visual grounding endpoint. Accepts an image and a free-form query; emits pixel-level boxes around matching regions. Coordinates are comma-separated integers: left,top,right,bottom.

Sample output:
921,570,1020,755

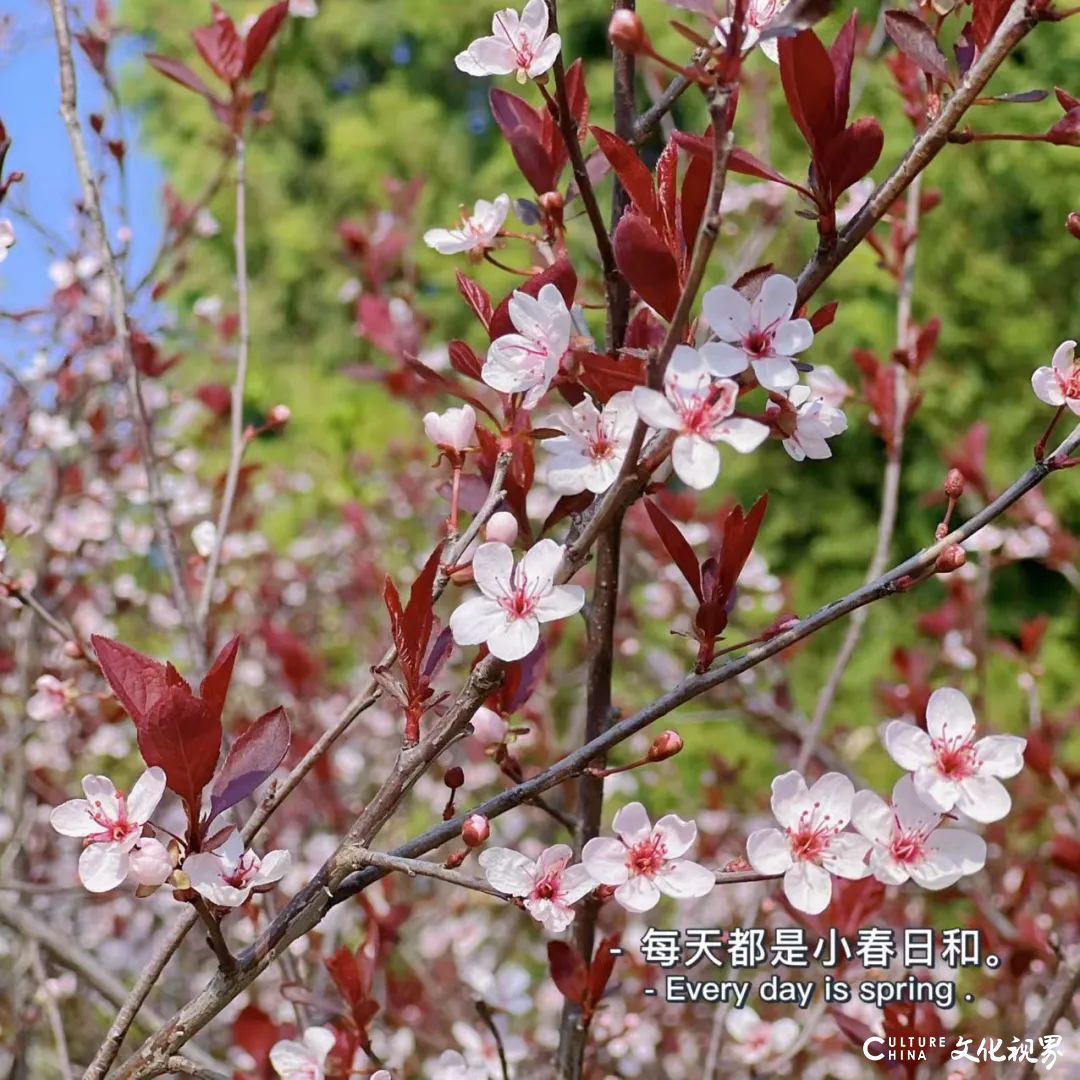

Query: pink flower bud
462,814,490,848
944,468,965,500
647,730,684,762
608,10,649,54
128,837,173,888
471,706,509,745
935,544,967,574
267,404,291,428
484,511,519,546
423,404,476,454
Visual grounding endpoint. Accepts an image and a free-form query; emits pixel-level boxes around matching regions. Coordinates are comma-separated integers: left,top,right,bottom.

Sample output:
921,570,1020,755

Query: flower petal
772,317,814,356
701,284,752,341
751,356,798,392
891,774,940,833
560,863,596,904
128,838,173,887
655,859,715,899
973,734,1026,779
883,720,935,771
746,828,793,875
471,542,515,600
79,843,129,893
700,341,749,378
752,274,797,327
50,799,98,837
581,836,629,885
631,386,680,431
613,874,662,912
807,772,855,826
914,767,962,814
672,434,720,490
478,847,535,896
126,766,166,824
612,802,653,844
487,615,540,661
849,789,893,844
449,596,508,647
925,686,976,744
519,538,563,588
783,860,833,915
821,833,871,879
715,417,769,454
769,771,809,829
652,813,698,859
1030,366,1064,407
534,583,584,624
955,774,1011,823
252,849,290,887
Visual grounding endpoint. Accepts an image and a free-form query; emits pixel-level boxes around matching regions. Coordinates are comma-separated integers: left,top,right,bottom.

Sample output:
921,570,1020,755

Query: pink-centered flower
423,403,477,455
454,0,561,83
883,687,1025,823
182,831,290,908
483,284,572,409
701,273,813,391
850,775,987,890
712,0,789,62
745,771,871,915
50,767,169,893
269,1025,336,1079
449,539,584,662
725,1006,799,1065
1031,339,1080,415
424,194,511,256
27,674,77,722
631,345,768,489
479,844,594,932
542,391,638,495
581,802,715,912
768,383,849,461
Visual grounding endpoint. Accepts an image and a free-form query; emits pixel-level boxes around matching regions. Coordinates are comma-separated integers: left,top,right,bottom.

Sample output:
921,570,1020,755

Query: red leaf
1056,87,1080,113
449,340,485,382
645,499,703,601
242,0,290,78
1046,109,1080,147
680,152,712,255
547,942,588,1005
507,126,557,195
541,491,594,536
779,30,839,155
575,350,647,402
612,212,682,321
729,147,811,198
884,11,950,82
820,118,884,201
192,7,244,84
489,88,543,143
829,13,859,127
455,271,493,333
972,0,1011,51
232,1005,283,1076
591,126,662,234
91,635,171,723
404,357,498,422
489,257,577,340
809,300,839,332
208,706,290,822
199,635,240,729
402,542,446,673
146,54,216,100
587,935,620,1009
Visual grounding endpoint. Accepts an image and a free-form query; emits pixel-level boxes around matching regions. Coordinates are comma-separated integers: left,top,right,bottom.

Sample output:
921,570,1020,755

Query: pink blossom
0,219,14,263
482,284,572,409
806,364,851,408
449,540,584,661
484,511,519,545
701,273,814,391
471,705,509,745
713,0,789,62
581,802,715,912
850,775,987,889
542,391,638,495
127,837,174,888
479,843,594,932
768,383,849,461
745,771,871,915
1031,339,1080,415
182,831,290,907
27,674,76,723
50,767,168,893
725,1006,799,1065
269,1025,336,1079
424,194,511,255
423,403,477,454
630,346,768,489
454,0,561,83
883,687,1025,823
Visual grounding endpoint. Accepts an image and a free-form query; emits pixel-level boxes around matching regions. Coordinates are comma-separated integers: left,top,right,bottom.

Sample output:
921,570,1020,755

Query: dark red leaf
1056,87,1080,112
612,212,682,321
403,543,446,668
383,575,407,655
91,635,170,724
778,30,839,155
972,0,1011,51
489,257,577,339
233,1005,283,1075
489,88,543,143
591,126,662,234
885,11,950,82
1047,109,1080,147
404,357,499,422
575,350,647,402
208,706,290,822
587,935,620,1008
655,140,680,246
507,125,557,195
729,147,811,198
242,0,290,78
146,54,216,99
199,635,240,729
449,340,485,382
456,271,493,333
988,89,1050,104
829,13,859,127
820,118,884,201
809,300,839,332
541,491,594,536
645,499,703,601
680,152,712,255
547,942,588,1005
192,7,245,84
75,31,108,76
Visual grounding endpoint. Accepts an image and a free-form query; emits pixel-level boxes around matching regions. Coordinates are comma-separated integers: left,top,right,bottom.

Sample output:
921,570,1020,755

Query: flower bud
267,404,291,429
647,730,684,762
935,544,967,574
444,766,465,790
462,814,490,848
944,468,965,500
423,405,476,455
609,10,649,54
471,705,509,745
1067,212,1080,240
484,511,519,546
538,191,564,217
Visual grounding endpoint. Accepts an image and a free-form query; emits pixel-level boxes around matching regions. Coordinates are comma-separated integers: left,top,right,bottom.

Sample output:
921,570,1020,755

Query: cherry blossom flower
449,539,584,661
50,767,169,893
288,0,319,18
806,364,851,408
630,346,768,489
423,403,477,455
479,843,594,932
883,687,1026,823
713,0,789,62
27,674,77,723
424,194,511,256
191,520,218,558
482,283,572,409
850,775,987,890
725,1006,800,1065
701,274,813,391
0,218,14,262
484,511,519,545
1031,339,1080,415
434,1050,488,1080
542,391,638,495
454,0,561,83
745,771,871,915
269,1026,336,1079
581,802,715,912
767,383,849,461
182,831,290,907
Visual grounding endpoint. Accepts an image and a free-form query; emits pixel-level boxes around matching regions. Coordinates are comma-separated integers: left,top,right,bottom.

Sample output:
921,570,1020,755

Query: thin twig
351,848,510,899
29,942,72,1080
1002,949,1080,1080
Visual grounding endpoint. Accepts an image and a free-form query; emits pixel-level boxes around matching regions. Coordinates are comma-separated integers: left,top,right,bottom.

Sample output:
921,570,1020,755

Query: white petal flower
1031,339,1080,415
726,1006,800,1065
542,391,639,495
768,383,848,461
482,283,572,409
0,219,15,262
424,194,511,255
270,1026,336,1079
746,771,871,915
455,0,561,83
582,802,714,913
423,403,477,454
191,520,218,558
630,346,768,489
882,687,1025,823
701,274,813,391
479,844,594,933
449,540,584,661
182,831,290,908
712,0,790,61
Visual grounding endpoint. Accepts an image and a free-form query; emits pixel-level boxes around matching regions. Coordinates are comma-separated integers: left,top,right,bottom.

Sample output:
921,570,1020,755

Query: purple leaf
884,11,950,82
207,706,291,823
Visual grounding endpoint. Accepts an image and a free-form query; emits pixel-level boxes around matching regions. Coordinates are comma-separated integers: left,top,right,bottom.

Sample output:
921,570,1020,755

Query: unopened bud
462,814,490,848
63,640,85,660
609,10,649,54
647,730,684,762
444,766,465,789
944,468,965,500
485,511,519,546
538,191,564,217
935,544,967,574
267,404,291,429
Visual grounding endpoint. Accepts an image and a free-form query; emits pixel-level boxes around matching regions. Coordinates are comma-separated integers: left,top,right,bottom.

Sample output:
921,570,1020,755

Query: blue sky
0,0,163,358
